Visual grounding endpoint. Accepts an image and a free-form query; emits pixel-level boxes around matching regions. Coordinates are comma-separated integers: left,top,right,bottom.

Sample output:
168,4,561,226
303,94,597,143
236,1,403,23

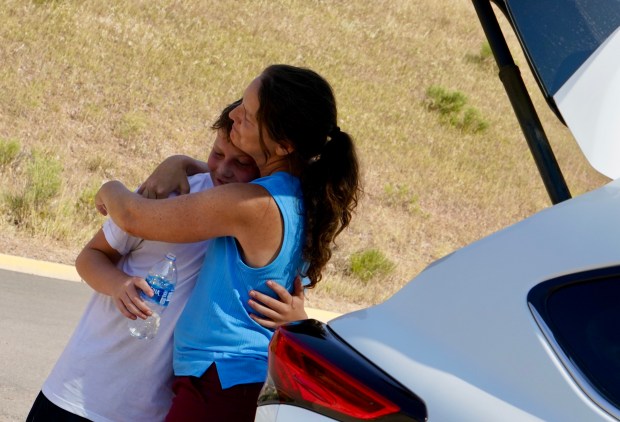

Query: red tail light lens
258,319,427,421
271,326,399,419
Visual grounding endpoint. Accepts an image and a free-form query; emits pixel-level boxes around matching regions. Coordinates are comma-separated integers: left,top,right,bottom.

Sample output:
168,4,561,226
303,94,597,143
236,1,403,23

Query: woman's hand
138,155,209,199
249,277,307,329
111,275,155,320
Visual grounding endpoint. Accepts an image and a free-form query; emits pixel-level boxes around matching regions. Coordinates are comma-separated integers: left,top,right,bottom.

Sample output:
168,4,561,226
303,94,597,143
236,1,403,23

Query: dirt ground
0,231,78,267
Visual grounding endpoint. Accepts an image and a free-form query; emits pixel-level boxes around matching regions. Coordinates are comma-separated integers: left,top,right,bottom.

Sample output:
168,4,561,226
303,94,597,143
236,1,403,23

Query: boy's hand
249,277,308,329
112,275,155,320
138,155,192,199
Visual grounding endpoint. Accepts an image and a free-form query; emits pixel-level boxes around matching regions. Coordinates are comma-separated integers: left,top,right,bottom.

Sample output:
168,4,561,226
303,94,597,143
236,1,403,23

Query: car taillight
258,319,427,422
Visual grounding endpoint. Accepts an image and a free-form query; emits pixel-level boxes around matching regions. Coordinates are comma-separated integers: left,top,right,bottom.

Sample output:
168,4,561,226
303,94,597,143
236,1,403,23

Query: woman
95,64,361,420
26,101,307,422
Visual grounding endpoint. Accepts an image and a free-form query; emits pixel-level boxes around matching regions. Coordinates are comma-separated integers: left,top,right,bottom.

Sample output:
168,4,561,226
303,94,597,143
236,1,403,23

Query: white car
256,0,620,421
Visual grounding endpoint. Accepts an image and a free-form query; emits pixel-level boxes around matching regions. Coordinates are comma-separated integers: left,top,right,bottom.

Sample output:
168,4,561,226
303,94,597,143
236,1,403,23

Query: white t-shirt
42,173,213,422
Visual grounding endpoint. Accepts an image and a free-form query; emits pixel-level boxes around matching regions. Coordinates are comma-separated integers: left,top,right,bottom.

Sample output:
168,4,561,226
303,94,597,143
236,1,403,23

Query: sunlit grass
0,0,609,311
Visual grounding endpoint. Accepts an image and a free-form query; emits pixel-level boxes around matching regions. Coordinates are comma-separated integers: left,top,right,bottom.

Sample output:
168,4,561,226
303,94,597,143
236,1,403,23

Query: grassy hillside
0,0,609,312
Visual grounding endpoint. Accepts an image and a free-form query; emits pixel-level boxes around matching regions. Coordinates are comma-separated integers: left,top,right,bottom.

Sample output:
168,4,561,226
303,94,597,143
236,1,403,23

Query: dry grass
0,0,609,312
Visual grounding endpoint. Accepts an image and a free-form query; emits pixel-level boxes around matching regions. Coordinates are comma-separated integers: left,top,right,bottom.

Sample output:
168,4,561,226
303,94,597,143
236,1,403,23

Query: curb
0,253,81,282
0,253,341,323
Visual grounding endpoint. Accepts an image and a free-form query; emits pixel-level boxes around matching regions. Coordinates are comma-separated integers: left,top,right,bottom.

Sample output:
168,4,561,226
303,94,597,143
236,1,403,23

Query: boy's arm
75,229,154,320
248,277,308,329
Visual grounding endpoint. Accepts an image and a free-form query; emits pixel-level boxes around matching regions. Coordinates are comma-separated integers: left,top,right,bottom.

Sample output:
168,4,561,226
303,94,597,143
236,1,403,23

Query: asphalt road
0,269,92,422
0,256,341,421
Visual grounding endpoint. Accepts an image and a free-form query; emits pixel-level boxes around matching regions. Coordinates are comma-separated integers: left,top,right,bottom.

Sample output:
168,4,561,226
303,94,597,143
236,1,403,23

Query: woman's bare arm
95,180,283,268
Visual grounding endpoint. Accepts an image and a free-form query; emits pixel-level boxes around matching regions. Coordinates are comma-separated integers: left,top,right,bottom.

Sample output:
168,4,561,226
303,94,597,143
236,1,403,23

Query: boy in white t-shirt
26,100,307,422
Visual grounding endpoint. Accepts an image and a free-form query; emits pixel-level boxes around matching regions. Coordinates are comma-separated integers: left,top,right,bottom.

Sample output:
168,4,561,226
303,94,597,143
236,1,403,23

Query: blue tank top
172,171,306,388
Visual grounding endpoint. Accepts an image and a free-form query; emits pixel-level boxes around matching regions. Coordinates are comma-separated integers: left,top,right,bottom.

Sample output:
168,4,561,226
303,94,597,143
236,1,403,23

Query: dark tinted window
529,268,620,412
505,0,620,95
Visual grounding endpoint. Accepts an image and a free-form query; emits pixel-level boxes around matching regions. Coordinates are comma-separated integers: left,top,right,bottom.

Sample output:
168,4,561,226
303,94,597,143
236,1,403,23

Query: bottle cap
165,253,177,262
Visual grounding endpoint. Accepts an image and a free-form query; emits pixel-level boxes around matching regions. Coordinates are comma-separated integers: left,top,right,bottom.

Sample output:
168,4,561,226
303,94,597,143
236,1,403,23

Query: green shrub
27,151,62,207
480,41,492,61
3,194,28,226
426,85,467,116
350,249,395,282
4,151,62,226
458,107,489,133
0,138,21,167
465,41,494,66
425,85,489,133
74,181,103,224
76,183,98,211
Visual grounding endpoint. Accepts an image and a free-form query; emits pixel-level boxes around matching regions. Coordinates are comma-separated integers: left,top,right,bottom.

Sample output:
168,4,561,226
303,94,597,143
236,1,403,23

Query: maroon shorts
165,364,263,422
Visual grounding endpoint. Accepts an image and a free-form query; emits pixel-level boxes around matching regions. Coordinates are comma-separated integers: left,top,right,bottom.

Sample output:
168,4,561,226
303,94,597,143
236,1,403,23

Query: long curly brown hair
255,64,361,288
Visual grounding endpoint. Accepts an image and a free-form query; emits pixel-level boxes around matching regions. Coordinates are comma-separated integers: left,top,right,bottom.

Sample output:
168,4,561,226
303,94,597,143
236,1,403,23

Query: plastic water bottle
128,253,177,339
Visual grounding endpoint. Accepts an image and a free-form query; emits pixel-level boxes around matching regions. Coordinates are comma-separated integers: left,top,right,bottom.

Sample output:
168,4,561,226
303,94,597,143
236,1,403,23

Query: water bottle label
143,275,175,307
150,287,174,306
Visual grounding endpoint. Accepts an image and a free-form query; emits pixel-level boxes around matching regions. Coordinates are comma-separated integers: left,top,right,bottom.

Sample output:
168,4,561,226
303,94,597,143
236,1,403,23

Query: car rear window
505,0,620,95
528,268,620,416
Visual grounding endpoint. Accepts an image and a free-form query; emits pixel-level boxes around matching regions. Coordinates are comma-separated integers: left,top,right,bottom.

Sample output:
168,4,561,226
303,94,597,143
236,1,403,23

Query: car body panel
256,0,620,420
256,404,337,422
555,28,620,180
257,180,620,421
497,0,620,179
326,178,620,421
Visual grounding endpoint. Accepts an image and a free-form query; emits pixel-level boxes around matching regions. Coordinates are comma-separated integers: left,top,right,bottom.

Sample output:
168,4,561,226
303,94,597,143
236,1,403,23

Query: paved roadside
0,253,341,421
0,253,342,323
0,268,93,422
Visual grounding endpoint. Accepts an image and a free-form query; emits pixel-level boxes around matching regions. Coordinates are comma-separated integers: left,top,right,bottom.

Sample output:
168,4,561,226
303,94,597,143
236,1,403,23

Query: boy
27,101,307,422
